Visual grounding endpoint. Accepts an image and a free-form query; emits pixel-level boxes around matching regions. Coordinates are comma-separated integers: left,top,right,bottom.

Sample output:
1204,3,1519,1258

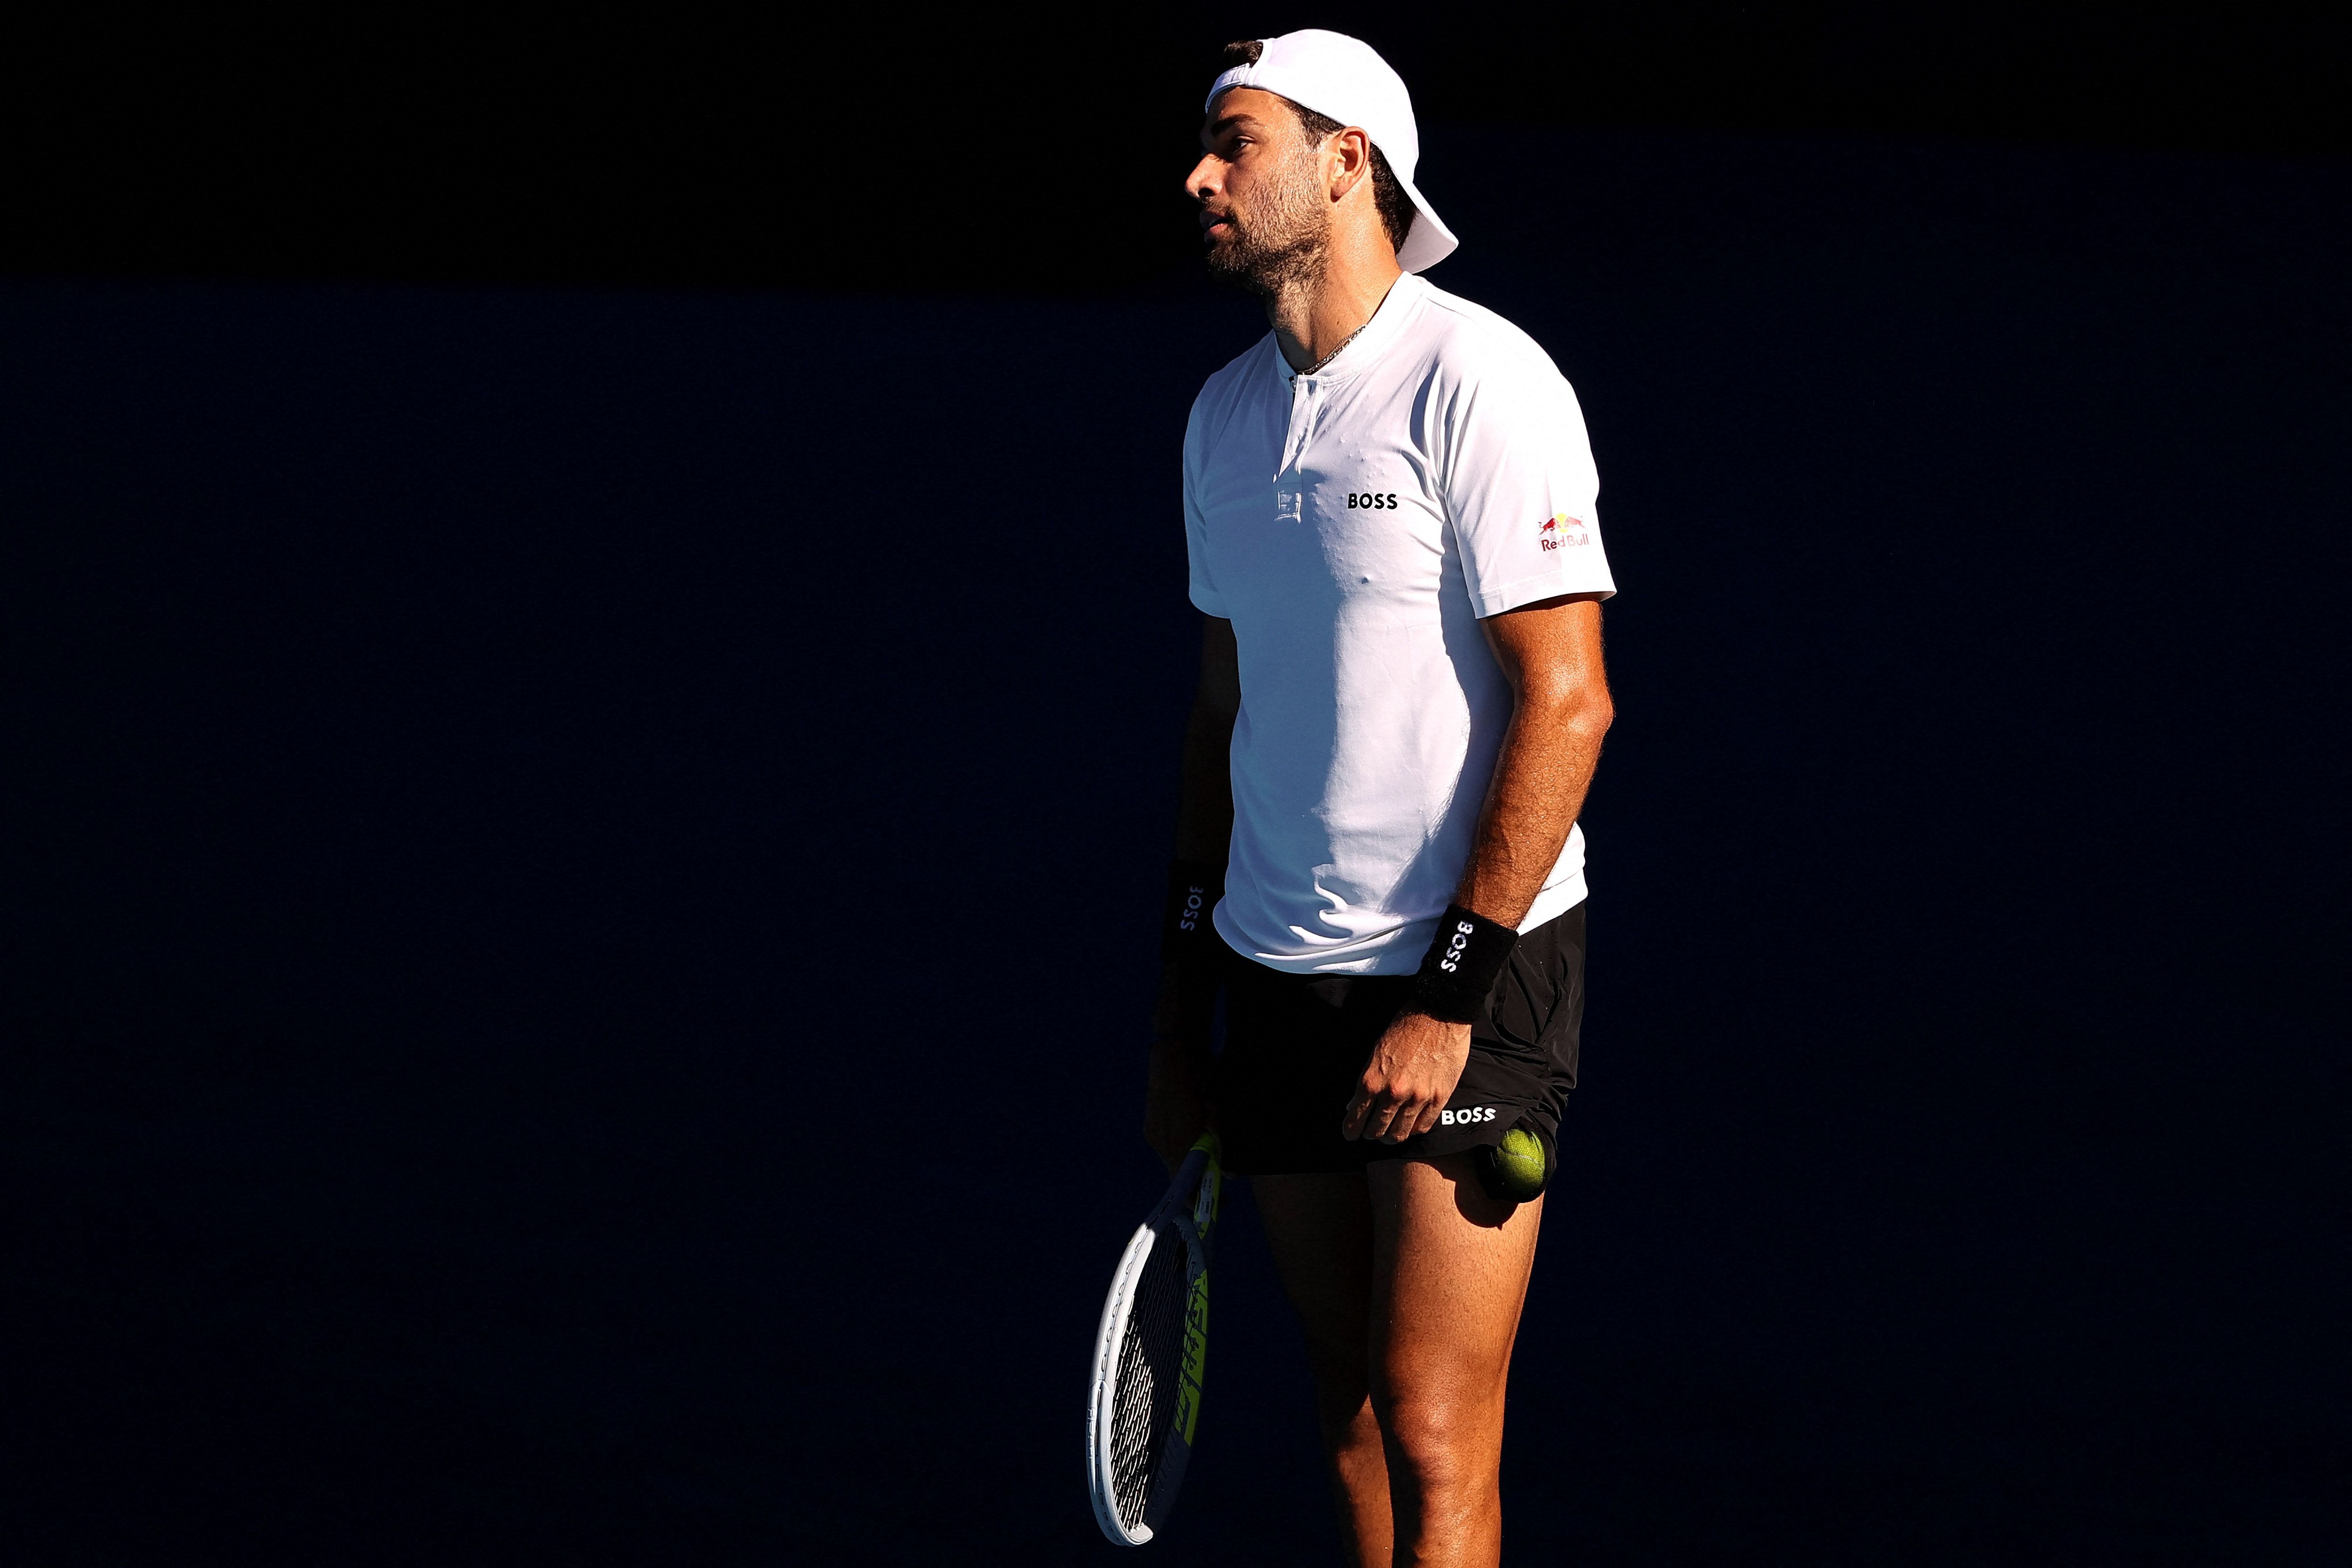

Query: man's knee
1371,1389,1495,1496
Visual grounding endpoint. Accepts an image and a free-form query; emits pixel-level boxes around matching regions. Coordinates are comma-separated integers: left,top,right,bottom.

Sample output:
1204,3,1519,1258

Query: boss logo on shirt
1538,512,1589,549
1440,1105,1500,1126
1346,492,1401,509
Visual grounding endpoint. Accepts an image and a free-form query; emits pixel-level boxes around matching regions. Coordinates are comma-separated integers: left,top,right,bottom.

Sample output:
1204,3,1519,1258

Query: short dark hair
1218,39,1416,255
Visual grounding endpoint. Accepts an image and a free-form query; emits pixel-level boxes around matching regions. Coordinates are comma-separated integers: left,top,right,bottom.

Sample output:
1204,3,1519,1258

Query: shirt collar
1275,272,1428,387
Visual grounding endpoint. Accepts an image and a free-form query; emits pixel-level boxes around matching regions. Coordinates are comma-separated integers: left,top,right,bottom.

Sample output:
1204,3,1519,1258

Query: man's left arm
1341,592,1614,1143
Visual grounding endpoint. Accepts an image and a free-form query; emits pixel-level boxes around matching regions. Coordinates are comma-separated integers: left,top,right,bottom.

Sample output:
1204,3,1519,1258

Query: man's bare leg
1369,1153,1542,1568
1258,1158,1542,1568
1255,1172,1391,1568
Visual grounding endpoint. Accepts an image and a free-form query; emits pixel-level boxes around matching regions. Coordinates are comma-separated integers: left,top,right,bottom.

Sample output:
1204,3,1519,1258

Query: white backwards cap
1204,29,1458,273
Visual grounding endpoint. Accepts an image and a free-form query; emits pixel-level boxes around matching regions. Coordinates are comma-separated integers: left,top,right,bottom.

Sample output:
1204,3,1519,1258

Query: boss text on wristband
1161,859,1226,961
1410,904,1518,1023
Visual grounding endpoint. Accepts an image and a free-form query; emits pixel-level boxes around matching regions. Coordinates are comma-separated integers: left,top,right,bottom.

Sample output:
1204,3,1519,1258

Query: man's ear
1328,127,1374,201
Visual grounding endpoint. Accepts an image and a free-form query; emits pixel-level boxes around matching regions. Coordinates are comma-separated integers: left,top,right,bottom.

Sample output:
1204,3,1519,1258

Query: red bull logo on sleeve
1539,513,1589,550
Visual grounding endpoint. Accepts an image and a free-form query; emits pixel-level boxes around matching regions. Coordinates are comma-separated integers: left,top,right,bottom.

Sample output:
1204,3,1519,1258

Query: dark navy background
4,131,2347,1563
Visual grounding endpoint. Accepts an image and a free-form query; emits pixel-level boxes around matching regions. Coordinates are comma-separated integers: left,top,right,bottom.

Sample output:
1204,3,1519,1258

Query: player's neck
1269,232,1403,375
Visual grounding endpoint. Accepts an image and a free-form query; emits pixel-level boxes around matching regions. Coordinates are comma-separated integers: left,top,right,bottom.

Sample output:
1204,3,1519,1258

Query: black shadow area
2,130,2347,1564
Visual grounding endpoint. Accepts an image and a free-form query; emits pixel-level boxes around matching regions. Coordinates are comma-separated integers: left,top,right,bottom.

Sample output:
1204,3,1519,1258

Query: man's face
1186,88,1332,295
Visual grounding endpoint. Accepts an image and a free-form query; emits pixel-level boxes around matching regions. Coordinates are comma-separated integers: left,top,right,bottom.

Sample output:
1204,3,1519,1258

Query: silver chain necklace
1295,316,1372,378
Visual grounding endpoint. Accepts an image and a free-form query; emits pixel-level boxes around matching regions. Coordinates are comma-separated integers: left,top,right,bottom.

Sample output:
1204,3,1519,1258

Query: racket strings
1109,1223,1189,1530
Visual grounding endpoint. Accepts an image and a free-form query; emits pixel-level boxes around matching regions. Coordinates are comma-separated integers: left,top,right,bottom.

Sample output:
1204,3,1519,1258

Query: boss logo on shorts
1177,884,1207,932
1441,1105,1499,1126
1346,492,1401,509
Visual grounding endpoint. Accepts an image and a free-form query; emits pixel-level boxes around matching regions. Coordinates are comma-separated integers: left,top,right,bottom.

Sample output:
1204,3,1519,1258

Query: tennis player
1145,31,1617,1568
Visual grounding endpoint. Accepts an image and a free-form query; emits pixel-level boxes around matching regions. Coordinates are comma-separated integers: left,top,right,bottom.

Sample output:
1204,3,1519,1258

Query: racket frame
1086,1134,1222,1545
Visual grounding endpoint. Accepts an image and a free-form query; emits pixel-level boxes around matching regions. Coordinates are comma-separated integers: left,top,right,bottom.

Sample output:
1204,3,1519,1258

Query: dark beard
1201,159,1330,299
1205,217,1327,298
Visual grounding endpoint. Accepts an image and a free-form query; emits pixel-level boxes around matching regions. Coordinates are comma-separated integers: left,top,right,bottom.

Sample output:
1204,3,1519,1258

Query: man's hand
1343,1009,1474,1144
1144,1031,1215,1175
1145,954,1219,1172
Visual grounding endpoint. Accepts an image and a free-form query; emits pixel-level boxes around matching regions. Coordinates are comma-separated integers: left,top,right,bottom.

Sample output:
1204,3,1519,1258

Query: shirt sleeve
1182,398,1231,618
1438,350,1616,618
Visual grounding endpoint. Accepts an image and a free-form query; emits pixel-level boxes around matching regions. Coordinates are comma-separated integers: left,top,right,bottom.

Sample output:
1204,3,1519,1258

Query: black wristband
1161,859,1225,962
1411,905,1518,1023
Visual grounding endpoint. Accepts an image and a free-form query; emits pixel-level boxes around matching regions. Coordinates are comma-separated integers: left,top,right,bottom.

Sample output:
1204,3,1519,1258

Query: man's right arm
1145,616,1238,1171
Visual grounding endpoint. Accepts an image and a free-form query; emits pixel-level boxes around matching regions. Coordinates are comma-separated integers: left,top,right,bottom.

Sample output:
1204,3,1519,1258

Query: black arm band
1161,859,1226,962
1411,905,1518,1023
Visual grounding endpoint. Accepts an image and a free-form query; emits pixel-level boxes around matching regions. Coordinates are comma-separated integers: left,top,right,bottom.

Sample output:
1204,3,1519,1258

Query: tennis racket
1087,1131,1223,1545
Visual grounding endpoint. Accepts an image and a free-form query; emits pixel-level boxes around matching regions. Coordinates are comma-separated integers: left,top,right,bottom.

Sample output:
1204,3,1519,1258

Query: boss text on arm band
1161,860,1226,961
1410,904,1518,1023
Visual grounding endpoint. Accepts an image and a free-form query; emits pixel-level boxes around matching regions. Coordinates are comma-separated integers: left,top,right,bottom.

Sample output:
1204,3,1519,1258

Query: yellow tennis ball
1491,1126,1549,1201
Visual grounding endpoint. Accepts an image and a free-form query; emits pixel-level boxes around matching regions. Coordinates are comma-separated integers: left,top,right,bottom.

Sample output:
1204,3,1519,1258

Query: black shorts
1214,904,1587,1177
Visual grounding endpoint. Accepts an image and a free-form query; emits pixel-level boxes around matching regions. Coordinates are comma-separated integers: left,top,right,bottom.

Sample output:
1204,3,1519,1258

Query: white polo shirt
1183,273,1617,975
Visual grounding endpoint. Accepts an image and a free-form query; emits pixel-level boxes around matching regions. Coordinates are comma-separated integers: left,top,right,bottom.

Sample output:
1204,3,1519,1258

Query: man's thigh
1369,1155,1543,1408
1254,1172,1375,1380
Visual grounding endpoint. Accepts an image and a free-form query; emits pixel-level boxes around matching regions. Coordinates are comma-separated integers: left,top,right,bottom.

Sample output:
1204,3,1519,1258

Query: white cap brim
1388,171,1457,274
